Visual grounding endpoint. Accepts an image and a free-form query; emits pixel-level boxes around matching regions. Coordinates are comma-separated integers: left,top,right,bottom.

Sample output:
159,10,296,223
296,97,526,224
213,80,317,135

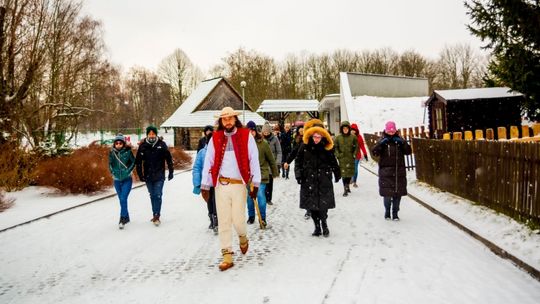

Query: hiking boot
321,220,329,237
260,219,267,229
247,216,255,224
392,215,400,221
312,218,322,236
267,201,273,205
239,235,249,254
218,249,234,271
352,182,358,188
151,214,161,226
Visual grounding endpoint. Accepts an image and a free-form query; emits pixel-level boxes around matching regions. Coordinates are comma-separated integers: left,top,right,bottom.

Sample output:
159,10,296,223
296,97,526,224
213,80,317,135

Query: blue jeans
352,159,360,182
247,183,267,219
114,177,133,218
146,180,165,216
383,196,401,218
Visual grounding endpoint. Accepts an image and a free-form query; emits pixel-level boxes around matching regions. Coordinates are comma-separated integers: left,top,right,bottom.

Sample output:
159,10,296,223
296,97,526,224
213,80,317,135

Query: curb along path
0,169,191,234
360,164,540,282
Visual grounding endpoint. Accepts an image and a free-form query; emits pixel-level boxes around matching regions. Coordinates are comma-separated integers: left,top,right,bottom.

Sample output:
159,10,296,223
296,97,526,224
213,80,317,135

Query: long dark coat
295,127,341,211
371,133,412,197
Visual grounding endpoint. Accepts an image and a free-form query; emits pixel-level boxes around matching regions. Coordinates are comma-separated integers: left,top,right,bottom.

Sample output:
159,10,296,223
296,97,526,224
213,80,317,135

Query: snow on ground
1,165,539,303
349,96,427,134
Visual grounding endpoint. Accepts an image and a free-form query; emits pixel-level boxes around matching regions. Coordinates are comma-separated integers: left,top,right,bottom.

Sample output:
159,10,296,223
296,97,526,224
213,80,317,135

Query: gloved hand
380,138,389,145
393,137,404,145
249,186,258,199
364,155,369,161
168,172,174,181
201,189,210,203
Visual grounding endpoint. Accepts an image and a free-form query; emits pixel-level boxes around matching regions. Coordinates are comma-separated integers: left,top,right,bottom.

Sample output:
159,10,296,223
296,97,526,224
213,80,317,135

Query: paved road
1,168,539,303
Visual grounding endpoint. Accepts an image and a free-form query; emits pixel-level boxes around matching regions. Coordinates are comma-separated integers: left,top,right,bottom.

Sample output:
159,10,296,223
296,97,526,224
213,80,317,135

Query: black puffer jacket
295,130,341,211
371,133,412,197
135,138,173,182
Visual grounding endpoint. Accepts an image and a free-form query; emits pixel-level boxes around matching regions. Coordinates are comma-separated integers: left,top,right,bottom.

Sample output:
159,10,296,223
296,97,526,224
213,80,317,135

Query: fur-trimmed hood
303,118,324,131
302,125,334,150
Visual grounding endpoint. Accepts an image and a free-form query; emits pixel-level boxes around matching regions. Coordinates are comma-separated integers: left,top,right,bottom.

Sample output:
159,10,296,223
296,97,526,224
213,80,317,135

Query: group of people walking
107,106,412,271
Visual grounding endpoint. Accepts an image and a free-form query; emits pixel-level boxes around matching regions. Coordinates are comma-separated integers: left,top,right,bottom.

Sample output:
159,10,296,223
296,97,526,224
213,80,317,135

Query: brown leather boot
239,235,249,254
218,249,234,271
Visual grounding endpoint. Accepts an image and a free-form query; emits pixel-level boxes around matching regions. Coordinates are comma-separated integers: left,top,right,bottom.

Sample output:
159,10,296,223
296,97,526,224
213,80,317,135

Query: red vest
211,128,251,186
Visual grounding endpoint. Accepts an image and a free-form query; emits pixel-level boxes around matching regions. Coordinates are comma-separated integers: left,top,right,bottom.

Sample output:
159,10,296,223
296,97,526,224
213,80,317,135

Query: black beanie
203,125,214,133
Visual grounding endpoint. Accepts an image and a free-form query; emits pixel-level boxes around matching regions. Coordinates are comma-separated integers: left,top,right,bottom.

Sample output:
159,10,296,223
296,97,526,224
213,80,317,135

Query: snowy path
1,168,539,303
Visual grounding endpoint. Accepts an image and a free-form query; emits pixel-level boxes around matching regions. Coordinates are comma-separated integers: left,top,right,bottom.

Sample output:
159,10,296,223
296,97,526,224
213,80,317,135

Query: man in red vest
201,107,261,271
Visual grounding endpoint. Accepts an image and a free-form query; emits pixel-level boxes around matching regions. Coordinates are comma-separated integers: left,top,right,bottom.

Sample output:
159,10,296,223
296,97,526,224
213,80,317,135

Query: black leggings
206,187,216,216
310,209,328,221
342,177,351,186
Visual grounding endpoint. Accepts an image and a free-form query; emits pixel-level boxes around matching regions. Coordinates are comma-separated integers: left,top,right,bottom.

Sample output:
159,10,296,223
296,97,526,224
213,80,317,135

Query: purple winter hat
385,121,397,133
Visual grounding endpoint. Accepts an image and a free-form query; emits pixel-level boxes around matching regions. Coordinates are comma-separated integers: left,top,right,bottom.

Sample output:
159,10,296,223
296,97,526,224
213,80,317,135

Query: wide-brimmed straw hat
215,106,241,118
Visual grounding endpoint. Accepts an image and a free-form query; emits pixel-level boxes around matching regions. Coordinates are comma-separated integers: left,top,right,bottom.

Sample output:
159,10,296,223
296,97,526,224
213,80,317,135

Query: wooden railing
441,123,540,142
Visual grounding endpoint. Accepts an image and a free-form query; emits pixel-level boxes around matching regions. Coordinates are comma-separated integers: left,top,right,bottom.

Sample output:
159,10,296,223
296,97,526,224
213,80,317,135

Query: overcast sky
82,0,483,73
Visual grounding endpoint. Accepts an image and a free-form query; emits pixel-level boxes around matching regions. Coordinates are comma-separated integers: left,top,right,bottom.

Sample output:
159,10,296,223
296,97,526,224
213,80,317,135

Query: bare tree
157,48,203,110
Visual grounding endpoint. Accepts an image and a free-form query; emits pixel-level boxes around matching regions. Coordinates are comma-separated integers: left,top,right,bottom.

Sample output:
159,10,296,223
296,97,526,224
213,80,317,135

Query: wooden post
510,126,519,139
414,126,420,138
475,130,484,140
497,127,507,140
408,127,414,139
522,125,530,138
486,128,494,140
533,123,540,136
464,131,473,141
402,128,407,139
453,132,462,140
443,133,451,140
420,126,426,138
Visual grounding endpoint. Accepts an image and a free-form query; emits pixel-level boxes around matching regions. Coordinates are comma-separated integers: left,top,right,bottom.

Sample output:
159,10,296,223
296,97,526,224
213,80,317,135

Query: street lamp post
240,80,247,124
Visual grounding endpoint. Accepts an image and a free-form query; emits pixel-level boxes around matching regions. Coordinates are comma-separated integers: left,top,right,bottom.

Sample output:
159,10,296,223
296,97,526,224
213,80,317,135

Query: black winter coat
136,138,174,182
295,139,341,211
371,133,412,197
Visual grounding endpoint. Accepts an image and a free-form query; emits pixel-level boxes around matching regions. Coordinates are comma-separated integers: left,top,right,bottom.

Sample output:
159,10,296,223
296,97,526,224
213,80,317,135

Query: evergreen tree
465,0,540,120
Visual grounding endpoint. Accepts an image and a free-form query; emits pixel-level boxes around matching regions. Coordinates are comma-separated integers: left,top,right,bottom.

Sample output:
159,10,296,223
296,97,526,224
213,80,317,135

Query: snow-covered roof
347,95,428,134
161,77,264,128
256,99,319,113
434,87,523,101
161,110,265,128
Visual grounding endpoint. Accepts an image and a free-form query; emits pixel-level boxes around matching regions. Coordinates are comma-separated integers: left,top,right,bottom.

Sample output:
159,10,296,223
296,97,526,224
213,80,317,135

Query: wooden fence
363,133,416,171
413,138,540,226
441,124,540,142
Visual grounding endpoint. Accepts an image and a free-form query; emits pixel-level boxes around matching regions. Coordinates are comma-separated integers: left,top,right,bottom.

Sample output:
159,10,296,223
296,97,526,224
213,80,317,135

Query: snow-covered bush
0,190,14,212
33,144,112,194
0,142,38,191
169,147,192,170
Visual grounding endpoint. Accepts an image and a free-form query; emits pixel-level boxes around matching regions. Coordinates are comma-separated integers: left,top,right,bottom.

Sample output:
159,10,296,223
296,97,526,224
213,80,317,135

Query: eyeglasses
312,134,322,139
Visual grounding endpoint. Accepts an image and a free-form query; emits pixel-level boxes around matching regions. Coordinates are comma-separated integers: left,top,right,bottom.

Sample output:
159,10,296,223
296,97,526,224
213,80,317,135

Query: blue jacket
192,145,207,194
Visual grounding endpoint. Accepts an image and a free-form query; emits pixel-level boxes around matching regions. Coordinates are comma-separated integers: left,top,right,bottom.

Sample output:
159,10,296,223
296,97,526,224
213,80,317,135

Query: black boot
343,185,348,197
312,217,322,236
208,214,214,229
321,219,329,237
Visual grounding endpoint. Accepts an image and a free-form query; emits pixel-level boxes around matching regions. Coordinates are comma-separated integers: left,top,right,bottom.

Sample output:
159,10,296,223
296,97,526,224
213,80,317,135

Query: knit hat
114,133,126,144
146,125,158,135
385,121,397,133
246,121,257,131
262,123,272,134
203,125,214,133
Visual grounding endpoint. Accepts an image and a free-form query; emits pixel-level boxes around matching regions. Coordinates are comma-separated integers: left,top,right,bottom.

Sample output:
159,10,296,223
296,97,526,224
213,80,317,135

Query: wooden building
161,77,265,149
425,87,524,139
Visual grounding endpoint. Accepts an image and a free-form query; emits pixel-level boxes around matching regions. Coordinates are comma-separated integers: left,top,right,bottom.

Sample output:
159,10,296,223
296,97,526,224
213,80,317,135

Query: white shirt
201,128,261,189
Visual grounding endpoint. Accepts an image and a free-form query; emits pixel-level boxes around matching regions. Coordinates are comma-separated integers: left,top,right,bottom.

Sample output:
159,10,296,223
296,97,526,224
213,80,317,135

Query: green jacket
109,147,136,181
334,121,358,178
256,137,279,184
